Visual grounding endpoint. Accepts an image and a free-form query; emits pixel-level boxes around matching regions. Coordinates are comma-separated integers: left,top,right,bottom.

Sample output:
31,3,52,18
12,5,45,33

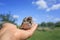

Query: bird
20,16,33,30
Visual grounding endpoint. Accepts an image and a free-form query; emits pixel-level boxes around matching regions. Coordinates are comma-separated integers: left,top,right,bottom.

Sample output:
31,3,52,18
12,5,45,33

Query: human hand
18,22,38,40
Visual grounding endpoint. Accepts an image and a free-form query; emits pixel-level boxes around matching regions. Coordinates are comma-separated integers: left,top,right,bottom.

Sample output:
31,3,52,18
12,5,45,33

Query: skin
0,22,38,40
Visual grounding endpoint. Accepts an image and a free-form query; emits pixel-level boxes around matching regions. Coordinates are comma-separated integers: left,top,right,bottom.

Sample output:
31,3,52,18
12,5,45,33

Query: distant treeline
38,22,60,28
0,14,18,29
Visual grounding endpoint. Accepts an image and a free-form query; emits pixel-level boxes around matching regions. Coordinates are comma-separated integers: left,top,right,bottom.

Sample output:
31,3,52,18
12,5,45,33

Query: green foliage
47,22,55,27
0,14,16,24
38,21,60,28
55,21,60,27
40,22,47,27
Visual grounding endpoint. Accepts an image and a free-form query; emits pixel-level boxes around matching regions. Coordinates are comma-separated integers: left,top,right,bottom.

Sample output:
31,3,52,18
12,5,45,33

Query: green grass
28,29,60,40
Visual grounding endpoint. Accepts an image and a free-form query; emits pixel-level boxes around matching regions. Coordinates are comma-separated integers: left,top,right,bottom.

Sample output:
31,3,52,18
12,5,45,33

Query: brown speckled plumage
20,17,32,30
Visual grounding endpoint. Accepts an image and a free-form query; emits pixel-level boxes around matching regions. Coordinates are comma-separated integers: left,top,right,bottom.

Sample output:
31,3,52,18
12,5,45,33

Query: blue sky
0,0,60,25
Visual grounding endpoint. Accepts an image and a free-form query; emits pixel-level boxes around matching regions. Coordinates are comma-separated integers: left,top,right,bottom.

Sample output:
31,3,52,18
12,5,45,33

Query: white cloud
32,0,48,9
46,4,60,11
13,15,19,18
46,15,60,21
32,0,60,11
54,18,60,21
46,8,51,12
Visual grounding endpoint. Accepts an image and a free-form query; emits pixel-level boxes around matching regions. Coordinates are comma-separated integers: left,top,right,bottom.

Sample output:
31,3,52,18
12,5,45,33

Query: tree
55,21,60,27
46,22,55,28
0,14,17,29
0,14,17,24
40,22,47,27
38,24,41,27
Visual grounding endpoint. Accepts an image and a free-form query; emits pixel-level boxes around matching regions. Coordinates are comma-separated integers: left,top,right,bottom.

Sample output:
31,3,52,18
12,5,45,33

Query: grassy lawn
28,29,60,40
